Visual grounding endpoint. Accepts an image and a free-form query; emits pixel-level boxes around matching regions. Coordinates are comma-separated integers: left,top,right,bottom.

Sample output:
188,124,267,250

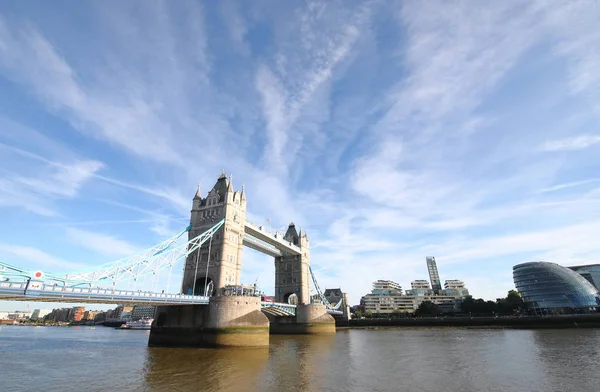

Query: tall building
426,256,442,292
181,173,246,296
568,264,600,290
513,261,600,311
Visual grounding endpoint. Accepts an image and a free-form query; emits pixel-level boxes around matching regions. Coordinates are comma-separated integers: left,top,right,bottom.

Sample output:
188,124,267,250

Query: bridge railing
0,281,210,302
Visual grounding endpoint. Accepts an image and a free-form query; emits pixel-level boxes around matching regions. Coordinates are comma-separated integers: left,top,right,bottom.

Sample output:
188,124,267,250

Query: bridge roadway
0,281,342,316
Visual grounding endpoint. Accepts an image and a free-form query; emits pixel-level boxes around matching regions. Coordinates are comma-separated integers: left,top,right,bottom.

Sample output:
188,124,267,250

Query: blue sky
1,1,600,311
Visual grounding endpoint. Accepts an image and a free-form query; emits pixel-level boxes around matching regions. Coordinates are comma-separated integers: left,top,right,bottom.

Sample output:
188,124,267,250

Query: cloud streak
539,135,600,152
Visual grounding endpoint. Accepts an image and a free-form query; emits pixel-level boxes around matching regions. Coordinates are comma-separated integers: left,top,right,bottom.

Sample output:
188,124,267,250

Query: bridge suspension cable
1,219,225,289
309,266,343,310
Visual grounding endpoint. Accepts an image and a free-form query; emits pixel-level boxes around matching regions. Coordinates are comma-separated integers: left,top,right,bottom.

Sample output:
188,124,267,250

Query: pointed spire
227,174,233,191
241,184,246,200
193,183,202,199
219,169,226,179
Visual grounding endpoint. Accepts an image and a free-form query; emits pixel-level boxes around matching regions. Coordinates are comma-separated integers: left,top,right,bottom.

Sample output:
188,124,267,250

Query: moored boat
120,318,153,330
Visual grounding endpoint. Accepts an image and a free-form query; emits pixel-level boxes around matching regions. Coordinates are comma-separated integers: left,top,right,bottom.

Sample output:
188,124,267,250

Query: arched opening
284,293,298,305
194,277,214,296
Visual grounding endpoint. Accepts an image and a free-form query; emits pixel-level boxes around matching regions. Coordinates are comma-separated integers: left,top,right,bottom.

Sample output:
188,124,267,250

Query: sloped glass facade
513,262,600,309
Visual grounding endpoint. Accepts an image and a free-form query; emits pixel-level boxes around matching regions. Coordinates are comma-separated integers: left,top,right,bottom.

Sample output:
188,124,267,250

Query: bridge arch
284,292,298,305
193,277,214,296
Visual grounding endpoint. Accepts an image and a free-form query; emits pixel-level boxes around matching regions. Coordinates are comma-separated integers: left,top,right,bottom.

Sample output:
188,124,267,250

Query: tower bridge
0,172,348,347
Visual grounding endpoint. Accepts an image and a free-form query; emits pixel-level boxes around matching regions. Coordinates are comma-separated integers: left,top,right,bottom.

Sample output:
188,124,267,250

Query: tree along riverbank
336,313,600,329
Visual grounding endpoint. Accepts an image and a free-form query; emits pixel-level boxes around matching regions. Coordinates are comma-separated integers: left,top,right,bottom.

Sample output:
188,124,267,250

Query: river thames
1,326,599,392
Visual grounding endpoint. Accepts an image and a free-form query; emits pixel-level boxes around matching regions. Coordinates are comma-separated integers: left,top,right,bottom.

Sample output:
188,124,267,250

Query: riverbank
337,314,600,329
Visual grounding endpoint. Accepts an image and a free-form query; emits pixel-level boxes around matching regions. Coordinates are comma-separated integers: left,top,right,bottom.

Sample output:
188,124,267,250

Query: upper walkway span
243,221,302,256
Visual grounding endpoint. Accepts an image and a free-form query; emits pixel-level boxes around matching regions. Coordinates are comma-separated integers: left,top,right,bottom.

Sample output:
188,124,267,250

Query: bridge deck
0,281,342,315
0,281,210,306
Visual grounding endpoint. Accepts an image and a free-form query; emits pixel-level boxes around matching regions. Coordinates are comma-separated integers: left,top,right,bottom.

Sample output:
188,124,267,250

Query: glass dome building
513,261,600,310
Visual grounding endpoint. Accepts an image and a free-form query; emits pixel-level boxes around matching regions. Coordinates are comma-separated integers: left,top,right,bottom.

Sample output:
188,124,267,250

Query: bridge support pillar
268,304,336,334
149,296,269,348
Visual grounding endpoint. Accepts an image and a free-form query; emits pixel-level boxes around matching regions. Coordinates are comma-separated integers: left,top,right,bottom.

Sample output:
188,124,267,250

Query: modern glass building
513,261,600,310
426,256,442,292
568,264,600,290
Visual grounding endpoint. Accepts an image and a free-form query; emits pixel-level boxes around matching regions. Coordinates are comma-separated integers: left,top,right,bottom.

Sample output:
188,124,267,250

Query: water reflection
532,329,600,392
143,346,269,391
260,334,336,392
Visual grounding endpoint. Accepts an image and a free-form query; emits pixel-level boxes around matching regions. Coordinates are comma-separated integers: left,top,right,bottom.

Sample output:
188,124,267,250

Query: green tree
461,295,497,315
497,290,524,315
415,301,441,317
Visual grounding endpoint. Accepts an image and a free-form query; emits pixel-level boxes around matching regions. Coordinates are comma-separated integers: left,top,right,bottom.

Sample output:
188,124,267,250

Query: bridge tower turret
274,223,311,305
181,171,246,295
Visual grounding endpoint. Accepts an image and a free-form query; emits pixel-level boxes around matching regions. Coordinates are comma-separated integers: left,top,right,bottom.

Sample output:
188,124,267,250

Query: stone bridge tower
274,223,311,305
181,172,246,295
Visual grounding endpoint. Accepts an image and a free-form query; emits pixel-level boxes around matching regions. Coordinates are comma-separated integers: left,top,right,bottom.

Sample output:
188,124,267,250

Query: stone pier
268,304,336,335
149,296,270,348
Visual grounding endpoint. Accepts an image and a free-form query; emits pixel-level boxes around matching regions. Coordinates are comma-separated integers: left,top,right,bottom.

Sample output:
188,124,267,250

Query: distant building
323,288,343,306
361,277,469,315
30,309,52,321
43,308,70,322
568,264,600,290
442,280,469,297
411,280,431,290
311,294,323,304
111,305,134,321
131,306,155,320
371,280,403,295
94,312,106,322
426,256,442,292
323,288,350,321
513,261,600,311
7,310,31,320
361,291,417,314
82,311,100,321
406,280,433,296
68,307,85,322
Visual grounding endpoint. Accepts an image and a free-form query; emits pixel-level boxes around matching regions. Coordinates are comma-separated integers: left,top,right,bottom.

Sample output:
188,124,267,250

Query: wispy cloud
0,244,85,271
65,228,139,258
539,134,600,152
0,9,207,165
255,1,373,175
219,0,250,55
0,143,103,216
536,179,600,194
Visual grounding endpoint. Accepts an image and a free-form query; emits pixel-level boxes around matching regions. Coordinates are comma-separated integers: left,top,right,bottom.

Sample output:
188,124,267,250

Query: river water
1,326,599,392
